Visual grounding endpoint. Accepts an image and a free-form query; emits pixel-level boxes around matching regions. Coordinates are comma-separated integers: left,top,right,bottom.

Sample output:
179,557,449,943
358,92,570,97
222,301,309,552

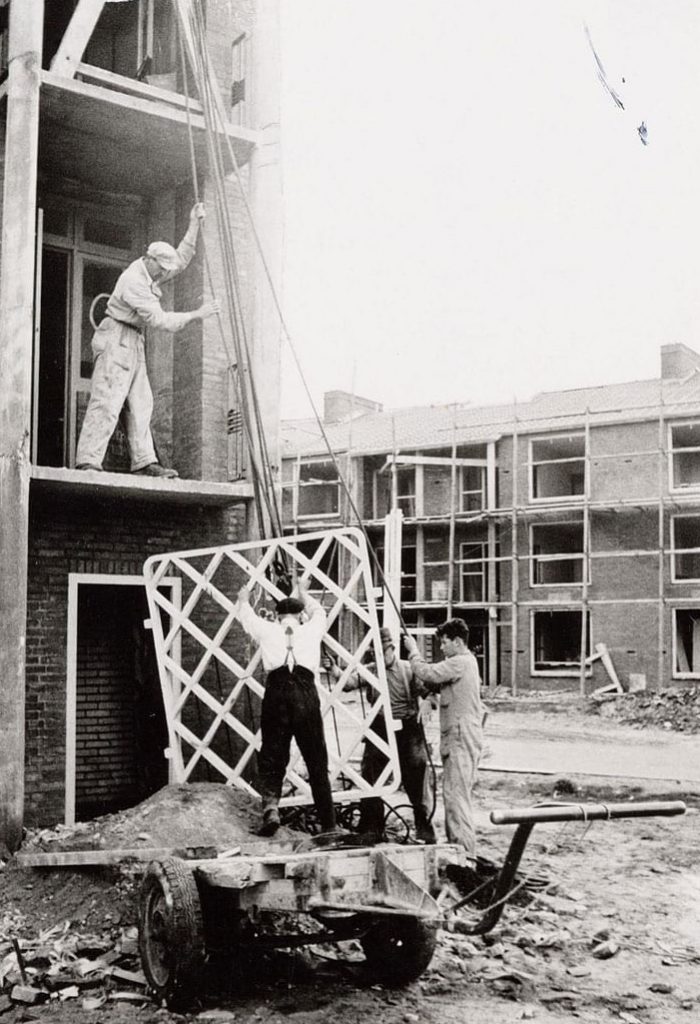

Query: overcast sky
276,1,700,420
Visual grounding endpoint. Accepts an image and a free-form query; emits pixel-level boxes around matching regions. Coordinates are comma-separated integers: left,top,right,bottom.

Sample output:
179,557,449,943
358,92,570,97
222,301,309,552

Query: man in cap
236,580,337,837
76,202,219,477
337,626,436,843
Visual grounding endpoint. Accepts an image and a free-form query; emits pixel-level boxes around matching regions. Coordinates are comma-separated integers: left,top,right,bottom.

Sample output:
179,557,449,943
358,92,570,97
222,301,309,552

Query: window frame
669,421,700,494
672,606,700,679
459,541,487,603
529,519,587,588
530,607,592,677
295,458,342,521
671,514,700,583
528,432,586,505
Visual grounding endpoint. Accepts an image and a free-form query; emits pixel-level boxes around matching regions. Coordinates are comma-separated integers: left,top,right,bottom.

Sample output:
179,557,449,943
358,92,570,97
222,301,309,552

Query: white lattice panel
143,528,400,807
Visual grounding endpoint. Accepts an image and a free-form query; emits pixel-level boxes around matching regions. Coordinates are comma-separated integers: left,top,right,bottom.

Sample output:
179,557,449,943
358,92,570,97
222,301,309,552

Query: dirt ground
1,768,698,1024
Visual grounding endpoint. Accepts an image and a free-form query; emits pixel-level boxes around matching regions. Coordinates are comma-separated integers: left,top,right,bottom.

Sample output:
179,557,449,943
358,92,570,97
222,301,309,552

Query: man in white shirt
237,581,336,837
75,202,219,478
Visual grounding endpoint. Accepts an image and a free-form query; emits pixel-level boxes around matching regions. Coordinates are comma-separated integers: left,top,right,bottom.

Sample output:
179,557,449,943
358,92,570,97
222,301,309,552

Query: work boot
415,820,437,845
259,807,280,837
132,463,179,479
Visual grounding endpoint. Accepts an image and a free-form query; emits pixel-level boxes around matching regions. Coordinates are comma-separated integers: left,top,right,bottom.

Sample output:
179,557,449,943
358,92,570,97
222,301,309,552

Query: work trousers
258,665,336,832
442,722,480,859
359,714,431,835
75,318,157,471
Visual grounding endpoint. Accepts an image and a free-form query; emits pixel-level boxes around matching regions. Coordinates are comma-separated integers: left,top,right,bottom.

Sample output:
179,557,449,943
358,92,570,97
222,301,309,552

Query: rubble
589,687,700,733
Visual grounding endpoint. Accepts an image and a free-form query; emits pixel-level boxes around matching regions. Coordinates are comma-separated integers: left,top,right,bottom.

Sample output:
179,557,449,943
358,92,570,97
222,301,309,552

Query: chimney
661,343,700,380
323,390,383,424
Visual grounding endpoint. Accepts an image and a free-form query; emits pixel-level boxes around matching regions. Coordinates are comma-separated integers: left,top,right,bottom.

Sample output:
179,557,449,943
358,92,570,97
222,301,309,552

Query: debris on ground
588,688,700,733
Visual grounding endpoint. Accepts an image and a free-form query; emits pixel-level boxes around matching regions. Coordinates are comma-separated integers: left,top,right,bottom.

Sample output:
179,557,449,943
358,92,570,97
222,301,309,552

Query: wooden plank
51,0,106,79
0,0,44,854
15,845,219,868
75,62,205,115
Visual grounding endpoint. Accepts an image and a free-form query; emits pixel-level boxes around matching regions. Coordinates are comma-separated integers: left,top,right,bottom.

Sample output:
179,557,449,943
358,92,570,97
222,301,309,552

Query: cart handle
490,800,686,826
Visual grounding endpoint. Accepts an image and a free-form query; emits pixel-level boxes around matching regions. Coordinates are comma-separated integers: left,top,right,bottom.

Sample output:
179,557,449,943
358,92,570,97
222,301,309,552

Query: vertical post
510,406,519,696
657,384,665,690
382,509,403,645
0,0,44,851
250,0,283,488
486,441,498,687
446,410,457,618
578,408,591,697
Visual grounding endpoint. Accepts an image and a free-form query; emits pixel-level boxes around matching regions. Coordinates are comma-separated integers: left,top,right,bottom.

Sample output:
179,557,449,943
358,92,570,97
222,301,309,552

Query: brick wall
25,490,249,826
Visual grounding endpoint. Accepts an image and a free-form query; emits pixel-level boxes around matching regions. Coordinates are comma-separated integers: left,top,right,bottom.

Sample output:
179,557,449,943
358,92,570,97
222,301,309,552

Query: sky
276,1,700,420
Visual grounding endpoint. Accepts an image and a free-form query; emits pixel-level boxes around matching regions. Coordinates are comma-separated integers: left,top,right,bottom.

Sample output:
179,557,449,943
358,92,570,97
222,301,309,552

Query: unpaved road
2,762,699,1024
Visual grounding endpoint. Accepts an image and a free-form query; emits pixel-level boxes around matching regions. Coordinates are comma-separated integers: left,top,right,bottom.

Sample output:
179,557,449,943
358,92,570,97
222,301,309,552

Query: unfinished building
281,344,700,695
0,0,282,844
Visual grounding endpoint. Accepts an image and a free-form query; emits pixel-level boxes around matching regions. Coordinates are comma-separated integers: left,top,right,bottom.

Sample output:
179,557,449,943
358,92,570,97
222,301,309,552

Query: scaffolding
281,385,700,694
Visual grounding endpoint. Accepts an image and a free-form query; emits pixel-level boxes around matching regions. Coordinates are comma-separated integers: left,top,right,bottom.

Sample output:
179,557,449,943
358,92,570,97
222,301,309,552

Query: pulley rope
175,13,284,546
175,2,439,823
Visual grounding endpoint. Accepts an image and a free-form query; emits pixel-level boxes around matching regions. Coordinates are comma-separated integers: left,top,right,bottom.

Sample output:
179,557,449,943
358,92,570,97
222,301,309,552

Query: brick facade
25,493,248,825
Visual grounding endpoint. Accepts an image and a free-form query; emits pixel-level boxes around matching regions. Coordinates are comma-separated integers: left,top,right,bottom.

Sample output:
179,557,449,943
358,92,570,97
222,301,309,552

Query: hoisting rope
174,0,437,816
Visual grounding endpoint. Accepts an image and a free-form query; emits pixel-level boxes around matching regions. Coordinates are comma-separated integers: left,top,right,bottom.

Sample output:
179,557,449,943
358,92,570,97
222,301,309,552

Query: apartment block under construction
0,0,282,842
281,344,700,694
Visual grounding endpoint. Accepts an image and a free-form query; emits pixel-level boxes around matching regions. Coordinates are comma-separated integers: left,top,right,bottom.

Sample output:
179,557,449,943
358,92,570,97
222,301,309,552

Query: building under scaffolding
280,344,700,696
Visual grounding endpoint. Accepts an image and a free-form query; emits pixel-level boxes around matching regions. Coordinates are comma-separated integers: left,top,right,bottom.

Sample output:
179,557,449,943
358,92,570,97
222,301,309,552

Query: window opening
461,465,486,511
670,423,700,490
460,542,487,602
531,434,585,501
297,460,341,519
531,521,585,585
674,609,700,677
672,516,700,581
533,609,590,673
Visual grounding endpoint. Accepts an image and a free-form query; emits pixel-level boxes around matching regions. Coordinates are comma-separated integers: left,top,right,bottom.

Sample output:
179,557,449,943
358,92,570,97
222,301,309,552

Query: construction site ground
2,702,700,1024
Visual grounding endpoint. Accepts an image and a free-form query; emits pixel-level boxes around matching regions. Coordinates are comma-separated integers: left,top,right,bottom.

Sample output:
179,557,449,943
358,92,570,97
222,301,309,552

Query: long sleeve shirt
408,650,483,752
105,222,199,333
236,595,327,675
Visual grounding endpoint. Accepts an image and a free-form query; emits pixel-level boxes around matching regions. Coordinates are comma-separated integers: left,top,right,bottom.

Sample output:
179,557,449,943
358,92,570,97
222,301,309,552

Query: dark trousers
258,665,336,831
359,713,431,835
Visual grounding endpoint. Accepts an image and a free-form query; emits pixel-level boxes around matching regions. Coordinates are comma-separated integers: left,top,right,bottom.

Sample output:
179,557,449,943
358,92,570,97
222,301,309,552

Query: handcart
138,799,685,1009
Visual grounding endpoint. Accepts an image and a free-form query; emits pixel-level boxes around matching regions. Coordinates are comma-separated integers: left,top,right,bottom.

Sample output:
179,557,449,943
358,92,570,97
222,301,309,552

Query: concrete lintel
30,465,254,507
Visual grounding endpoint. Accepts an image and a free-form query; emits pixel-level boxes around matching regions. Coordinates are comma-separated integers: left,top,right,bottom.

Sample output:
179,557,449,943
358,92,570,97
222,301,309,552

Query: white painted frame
529,607,592,678
143,528,401,807
529,519,588,588
528,432,586,505
671,605,700,680
670,514,700,584
668,421,700,494
65,572,181,826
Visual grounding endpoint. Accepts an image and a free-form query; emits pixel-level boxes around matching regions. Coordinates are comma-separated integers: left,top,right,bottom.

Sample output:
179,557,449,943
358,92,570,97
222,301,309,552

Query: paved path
421,709,700,784
481,711,700,783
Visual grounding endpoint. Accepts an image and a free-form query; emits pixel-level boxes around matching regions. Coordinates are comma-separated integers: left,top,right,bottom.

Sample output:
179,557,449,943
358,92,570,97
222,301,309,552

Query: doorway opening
67,577,175,823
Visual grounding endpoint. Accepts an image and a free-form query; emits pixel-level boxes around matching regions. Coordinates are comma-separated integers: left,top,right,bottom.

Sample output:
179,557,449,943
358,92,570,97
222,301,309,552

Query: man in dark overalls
237,581,336,837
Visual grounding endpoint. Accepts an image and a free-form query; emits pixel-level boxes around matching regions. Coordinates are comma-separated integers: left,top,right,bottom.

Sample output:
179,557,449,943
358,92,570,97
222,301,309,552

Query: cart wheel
361,917,438,985
139,858,205,1011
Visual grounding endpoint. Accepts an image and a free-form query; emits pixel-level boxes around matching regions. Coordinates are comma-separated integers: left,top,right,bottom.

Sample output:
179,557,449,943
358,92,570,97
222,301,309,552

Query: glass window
461,465,486,511
675,609,700,677
460,543,486,602
83,217,133,251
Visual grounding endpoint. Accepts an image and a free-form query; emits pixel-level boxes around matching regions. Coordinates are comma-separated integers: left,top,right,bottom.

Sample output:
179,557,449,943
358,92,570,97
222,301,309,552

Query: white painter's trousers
75,318,157,472
441,722,481,860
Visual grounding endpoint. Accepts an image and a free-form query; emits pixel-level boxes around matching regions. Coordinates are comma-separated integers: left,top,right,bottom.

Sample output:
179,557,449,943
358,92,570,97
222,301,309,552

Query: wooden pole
446,409,457,618
510,405,519,695
578,408,591,697
0,0,44,851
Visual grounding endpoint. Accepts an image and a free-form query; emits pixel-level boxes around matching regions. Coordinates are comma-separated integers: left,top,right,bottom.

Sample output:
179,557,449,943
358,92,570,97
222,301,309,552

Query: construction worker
236,581,337,837
403,619,483,860
335,627,436,843
75,202,219,478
